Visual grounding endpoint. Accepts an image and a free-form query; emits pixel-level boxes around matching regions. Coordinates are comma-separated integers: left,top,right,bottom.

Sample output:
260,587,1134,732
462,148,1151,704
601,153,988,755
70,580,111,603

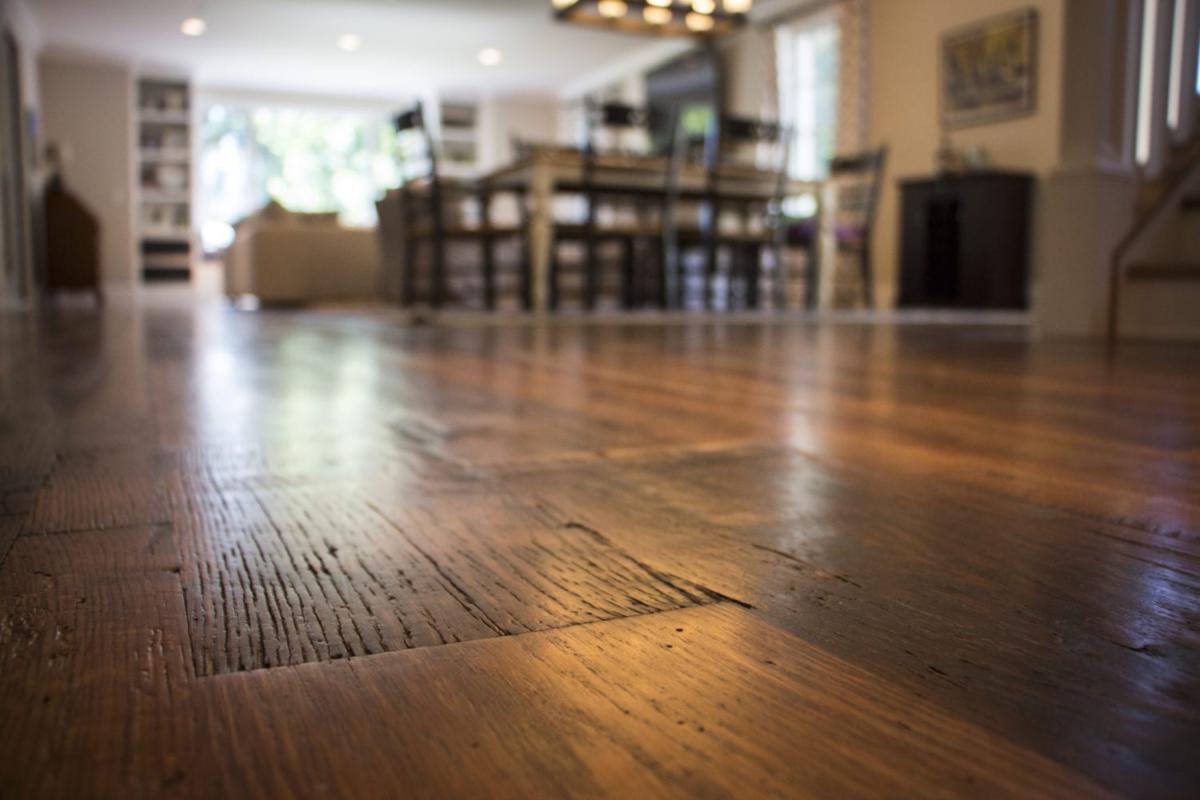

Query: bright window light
1135,0,1159,165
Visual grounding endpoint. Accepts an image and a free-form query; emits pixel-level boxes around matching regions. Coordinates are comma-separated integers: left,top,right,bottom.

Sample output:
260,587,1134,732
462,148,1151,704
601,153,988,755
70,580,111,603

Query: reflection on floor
0,300,1196,797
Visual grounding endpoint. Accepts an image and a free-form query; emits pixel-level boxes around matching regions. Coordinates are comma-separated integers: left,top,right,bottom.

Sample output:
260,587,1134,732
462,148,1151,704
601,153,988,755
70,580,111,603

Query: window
776,10,840,215
198,103,403,252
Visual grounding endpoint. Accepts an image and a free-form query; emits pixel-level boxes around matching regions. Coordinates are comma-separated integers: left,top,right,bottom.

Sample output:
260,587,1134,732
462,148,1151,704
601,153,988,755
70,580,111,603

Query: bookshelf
136,77,193,282
438,101,479,177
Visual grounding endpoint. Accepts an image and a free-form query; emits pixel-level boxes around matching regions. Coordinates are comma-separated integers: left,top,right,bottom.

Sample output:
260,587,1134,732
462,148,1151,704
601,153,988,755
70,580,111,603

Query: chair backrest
580,102,676,232
393,102,438,184
827,146,888,239
698,115,793,232
584,100,655,159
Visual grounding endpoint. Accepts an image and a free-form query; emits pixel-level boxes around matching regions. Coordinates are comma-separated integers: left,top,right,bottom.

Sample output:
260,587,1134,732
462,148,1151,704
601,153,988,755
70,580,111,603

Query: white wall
39,56,136,286
477,94,559,171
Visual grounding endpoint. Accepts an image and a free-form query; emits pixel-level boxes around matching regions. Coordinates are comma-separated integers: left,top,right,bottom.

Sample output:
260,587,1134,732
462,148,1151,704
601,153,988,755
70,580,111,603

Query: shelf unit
438,101,479,177
136,77,193,282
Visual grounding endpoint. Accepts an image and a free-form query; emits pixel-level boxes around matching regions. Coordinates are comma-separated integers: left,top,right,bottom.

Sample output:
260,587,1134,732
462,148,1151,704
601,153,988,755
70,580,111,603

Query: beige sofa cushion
224,205,380,303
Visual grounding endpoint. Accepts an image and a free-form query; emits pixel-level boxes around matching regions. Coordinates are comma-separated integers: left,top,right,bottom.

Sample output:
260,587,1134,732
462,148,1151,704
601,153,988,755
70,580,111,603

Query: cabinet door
957,177,1030,309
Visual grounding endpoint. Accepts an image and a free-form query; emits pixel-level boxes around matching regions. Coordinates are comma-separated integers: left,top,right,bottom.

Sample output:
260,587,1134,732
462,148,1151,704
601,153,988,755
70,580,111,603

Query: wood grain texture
188,604,1109,800
175,480,735,675
0,303,1197,798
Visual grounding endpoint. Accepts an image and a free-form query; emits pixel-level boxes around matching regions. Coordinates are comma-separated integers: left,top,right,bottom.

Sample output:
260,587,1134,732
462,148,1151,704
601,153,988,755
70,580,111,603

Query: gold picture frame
941,8,1038,129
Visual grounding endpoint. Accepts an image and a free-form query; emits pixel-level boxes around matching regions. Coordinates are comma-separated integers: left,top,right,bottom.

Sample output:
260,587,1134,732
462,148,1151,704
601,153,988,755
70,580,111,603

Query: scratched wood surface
0,303,1197,798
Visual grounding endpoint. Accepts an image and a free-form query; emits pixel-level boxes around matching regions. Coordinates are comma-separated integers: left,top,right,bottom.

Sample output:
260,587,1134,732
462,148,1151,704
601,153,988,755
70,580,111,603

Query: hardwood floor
1,302,1197,798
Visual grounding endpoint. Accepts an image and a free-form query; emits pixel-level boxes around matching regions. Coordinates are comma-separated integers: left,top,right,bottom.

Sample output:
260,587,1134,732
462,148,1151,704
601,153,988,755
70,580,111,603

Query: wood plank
25,447,177,534
2,304,1198,796
494,444,1200,796
174,480,736,675
181,605,1108,799
0,524,193,797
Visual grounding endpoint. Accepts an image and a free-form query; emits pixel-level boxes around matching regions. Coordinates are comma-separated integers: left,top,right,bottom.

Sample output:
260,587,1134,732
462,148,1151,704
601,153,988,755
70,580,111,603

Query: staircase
1106,0,1200,343
1110,124,1200,343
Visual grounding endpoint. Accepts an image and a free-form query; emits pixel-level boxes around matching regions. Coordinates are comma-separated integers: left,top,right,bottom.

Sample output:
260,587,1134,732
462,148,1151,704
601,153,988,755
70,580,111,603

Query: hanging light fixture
597,0,628,17
550,0,748,37
643,5,673,24
684,11,715,31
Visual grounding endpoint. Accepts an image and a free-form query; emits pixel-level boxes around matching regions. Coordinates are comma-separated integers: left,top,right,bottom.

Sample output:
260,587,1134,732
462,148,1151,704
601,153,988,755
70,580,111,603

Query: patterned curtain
836,0,868,154
768,0,870,157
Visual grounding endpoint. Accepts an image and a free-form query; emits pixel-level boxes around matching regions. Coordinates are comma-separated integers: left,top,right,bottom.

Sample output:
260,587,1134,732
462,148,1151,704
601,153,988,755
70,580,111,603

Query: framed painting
941,8,1038,129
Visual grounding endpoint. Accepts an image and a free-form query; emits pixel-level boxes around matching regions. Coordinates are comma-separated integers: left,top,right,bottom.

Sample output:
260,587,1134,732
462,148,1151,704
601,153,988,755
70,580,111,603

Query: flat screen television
645,47,722,153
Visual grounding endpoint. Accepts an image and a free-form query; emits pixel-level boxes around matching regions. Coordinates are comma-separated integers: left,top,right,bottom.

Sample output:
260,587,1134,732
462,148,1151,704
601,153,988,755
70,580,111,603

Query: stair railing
1106,148,1200,349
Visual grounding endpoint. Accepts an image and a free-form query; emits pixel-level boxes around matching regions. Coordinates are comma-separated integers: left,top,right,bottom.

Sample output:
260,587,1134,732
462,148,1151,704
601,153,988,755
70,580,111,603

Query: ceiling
29,0,678,101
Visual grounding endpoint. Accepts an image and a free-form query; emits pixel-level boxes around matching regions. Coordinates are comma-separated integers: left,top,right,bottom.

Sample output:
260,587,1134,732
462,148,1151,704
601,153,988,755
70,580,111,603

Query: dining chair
394,103,526,310
788,146,887,308
667,114,792,310
548,100,673,310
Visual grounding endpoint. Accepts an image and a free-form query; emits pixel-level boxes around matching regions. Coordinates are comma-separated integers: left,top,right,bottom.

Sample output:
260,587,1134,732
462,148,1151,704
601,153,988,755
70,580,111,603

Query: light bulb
723,0,752,12
597,0,628,17
180,17,206,36
647,0,672,6
692,0,716,13
685,11,715,31
552,0,577,7
643,5,672,24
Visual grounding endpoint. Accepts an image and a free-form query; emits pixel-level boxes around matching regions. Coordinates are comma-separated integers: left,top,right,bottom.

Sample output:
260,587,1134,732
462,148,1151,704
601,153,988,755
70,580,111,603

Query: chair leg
403,234,417,307
703,235,717,311
658,240,670,310
518,195,533,312
482,235,496,311
859,245,873,308
519,232,532,312
432,239,446,310
622,237,636,309
805,239,820,310
771,241,787,310
747,244,761,310
726,244,738,310
584,237,598,311
549,240,560,311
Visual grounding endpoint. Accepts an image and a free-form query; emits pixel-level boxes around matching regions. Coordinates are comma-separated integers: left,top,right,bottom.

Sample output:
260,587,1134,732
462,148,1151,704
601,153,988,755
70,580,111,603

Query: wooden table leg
528,162,553,312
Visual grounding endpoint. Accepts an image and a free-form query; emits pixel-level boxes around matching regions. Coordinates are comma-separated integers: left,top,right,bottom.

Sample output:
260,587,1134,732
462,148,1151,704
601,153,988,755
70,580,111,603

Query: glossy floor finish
1,301,1198,798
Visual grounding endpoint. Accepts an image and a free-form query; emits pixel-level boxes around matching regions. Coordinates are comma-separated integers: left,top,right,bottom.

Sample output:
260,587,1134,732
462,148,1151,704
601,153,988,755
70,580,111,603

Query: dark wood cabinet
898,171,1033,309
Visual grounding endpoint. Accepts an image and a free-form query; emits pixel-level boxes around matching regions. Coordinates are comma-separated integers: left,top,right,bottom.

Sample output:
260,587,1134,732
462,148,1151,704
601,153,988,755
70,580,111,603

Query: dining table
478,143,829,312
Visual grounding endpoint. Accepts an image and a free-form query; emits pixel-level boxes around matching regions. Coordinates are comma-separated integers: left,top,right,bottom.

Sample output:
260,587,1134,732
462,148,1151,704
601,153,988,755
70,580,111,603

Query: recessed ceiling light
477,47,503,66
181,17,206,37
337,33,361,52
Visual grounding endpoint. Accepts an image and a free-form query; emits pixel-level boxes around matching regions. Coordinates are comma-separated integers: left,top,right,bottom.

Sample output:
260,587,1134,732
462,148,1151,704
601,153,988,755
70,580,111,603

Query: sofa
223,202,380,304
